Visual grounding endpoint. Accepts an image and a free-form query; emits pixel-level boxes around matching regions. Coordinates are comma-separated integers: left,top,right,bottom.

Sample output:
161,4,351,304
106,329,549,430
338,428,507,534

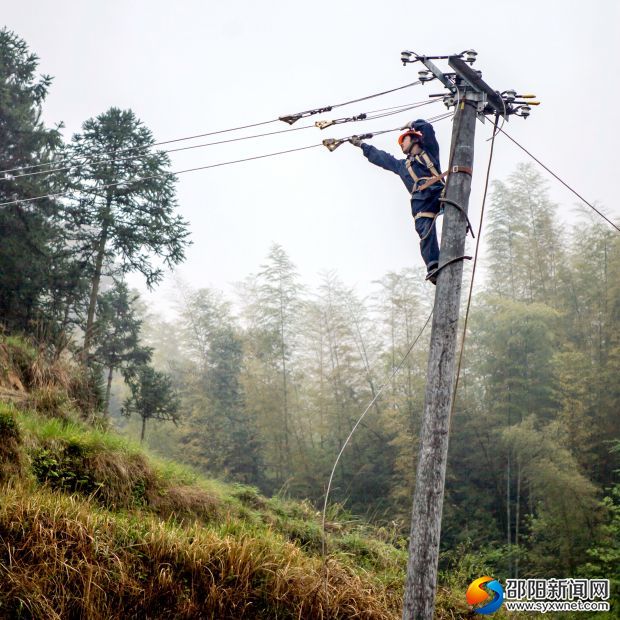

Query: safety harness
405,150,473,222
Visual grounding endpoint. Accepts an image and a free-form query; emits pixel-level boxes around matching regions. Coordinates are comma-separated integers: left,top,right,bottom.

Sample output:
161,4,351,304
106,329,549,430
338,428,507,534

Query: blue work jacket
360,119,442,214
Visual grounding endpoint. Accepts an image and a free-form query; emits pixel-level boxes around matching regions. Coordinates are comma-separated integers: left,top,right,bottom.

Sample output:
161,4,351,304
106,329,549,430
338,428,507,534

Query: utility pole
398,51,536,619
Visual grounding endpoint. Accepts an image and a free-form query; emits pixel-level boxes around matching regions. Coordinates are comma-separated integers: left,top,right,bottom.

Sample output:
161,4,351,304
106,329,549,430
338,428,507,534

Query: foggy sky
4,0,618,313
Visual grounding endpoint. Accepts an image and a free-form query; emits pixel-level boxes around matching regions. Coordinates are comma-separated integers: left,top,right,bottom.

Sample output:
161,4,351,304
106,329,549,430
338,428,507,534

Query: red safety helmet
397,129,423,147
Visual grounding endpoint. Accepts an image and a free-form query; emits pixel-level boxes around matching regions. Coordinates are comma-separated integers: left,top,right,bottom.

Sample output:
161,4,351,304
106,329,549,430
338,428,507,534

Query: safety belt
416,151,441,179
406,151,472,194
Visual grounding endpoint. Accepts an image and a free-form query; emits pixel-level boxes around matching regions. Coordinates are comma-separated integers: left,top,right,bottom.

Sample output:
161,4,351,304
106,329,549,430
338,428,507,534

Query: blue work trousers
412,186,442,271
414,215,439,271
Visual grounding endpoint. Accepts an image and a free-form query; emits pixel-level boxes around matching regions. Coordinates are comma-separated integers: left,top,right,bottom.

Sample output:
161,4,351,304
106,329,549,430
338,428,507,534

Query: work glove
349,136,364,147
400,119,424,130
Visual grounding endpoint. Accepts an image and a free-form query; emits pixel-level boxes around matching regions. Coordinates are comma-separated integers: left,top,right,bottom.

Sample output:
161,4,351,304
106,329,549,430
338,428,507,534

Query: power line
449,114,499,433
0,113,452,209
321,308,433,560
7,99,441,183
0,79,426,177
497,125,620,234
280,80,423,124
1,115,451,209
8,124,317,182
335,80,423,109
0,144,323,208
0,118,280,177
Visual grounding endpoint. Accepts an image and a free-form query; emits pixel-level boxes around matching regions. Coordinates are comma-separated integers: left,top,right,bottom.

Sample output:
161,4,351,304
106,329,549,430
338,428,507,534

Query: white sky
5,1,618,313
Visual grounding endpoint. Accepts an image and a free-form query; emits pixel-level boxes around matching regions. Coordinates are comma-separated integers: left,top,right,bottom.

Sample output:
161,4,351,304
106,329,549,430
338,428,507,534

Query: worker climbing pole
397,51,536,620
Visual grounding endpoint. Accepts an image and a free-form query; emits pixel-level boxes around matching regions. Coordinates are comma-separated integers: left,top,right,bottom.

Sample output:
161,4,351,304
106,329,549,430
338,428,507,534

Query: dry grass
149,484,223,523
0,335,504,619
0,334,97,417
28,352,73,393
0,485,402,619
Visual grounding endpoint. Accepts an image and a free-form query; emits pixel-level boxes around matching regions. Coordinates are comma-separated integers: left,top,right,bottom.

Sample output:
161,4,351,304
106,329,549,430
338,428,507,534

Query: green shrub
0,405,22,482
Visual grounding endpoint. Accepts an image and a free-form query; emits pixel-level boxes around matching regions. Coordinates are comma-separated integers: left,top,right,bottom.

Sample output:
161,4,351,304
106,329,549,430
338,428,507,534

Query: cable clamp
315,113,367,130
322,133,373,152
279,106,333,125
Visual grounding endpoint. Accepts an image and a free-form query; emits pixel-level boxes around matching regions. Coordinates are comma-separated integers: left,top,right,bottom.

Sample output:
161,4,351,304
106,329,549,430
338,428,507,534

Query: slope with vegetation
0,334,510,619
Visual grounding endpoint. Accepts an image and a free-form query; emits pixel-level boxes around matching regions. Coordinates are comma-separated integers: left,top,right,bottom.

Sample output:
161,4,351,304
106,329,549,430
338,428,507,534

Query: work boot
426,263,438,285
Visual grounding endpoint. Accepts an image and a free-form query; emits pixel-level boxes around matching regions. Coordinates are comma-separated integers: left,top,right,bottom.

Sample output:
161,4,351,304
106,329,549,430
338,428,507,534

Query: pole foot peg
425,255,472,281
438,197,475,238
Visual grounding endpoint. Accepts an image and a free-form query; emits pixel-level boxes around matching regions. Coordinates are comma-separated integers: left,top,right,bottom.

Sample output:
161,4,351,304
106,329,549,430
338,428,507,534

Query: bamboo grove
1,27,618,590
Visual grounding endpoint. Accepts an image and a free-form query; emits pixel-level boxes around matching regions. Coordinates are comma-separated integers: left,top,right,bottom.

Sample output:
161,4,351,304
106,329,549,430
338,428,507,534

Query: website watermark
466,577,611,615
504,600,610,613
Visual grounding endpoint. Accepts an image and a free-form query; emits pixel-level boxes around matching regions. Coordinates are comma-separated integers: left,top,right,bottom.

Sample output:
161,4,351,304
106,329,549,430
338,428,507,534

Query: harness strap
417,165,474,192
413,211,438,221
405,149,439,185
416,151,441,179
405,158,420,183
406,151,474,198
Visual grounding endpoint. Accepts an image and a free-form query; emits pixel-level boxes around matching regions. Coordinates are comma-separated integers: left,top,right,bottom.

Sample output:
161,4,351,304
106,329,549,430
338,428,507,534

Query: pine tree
0,28,65,332
66,107,190,360
122,365,180,443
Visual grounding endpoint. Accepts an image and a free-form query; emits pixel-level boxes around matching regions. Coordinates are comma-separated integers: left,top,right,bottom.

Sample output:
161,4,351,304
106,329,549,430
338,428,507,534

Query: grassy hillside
0,335,518,619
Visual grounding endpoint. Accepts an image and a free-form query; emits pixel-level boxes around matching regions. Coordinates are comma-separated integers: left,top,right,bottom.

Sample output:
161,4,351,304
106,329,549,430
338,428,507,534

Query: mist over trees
1,26,618,587
138,169,619,582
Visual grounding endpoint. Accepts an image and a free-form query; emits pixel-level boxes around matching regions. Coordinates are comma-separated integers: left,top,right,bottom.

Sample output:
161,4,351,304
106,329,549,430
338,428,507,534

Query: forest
0,25,618,615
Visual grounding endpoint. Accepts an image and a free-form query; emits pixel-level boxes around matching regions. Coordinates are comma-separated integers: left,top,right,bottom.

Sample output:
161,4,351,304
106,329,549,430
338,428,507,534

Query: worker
350,119,443,284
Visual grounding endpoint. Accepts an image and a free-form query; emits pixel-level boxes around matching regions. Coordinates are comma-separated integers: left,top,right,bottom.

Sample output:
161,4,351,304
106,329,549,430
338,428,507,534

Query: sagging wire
320,308,433,588
4,123,317,183
0,78,427,177
4,99,443,184
0,144,324,208
0,118,283,178
0,113,452,208
314,98,437,130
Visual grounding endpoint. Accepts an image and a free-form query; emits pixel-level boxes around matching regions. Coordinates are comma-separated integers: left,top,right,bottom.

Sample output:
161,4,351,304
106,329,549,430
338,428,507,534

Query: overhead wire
0,79,426,177
280,81,423,124
320,307,433,561
0,109,452,209
0,144,323,208
496,125,620,234
0,118,282,177
448,114,499,433
5,99,442,183
332,80,423,109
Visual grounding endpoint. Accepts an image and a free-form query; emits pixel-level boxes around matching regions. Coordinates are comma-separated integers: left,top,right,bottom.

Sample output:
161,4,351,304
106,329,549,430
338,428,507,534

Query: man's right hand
349,136,364,147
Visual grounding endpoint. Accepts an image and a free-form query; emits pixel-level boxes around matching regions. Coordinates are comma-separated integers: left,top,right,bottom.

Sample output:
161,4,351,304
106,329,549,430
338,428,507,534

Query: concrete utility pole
399,51,534,620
